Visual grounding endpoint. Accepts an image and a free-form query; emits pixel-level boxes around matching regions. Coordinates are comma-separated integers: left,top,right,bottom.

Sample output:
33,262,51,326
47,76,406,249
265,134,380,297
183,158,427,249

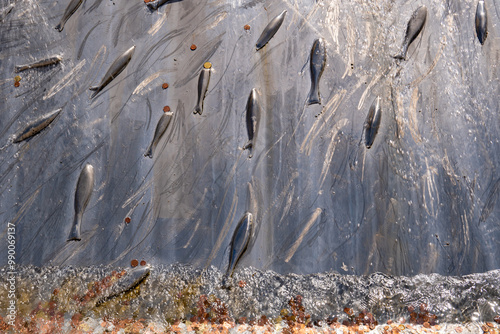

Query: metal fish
146,0,175,10
55,0,84,32
394,6,427,60
96,265,151,306
13,108,62,143
144,111,173,159
475,0,487,45
243,89,259,155
307,38,326,105
222,212,253,288
15,56,62,73
193,68,210,115
68,164,94,241
89,45,135,99
256,10,286,50
363,96,382,149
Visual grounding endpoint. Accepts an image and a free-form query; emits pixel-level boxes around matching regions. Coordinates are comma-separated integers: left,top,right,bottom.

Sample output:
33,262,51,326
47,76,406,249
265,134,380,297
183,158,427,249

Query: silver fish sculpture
13,108,62,143
222,212,253,288
363,96,382,149
193,68,211,115
144,111,173,159
243,89,259,155
256,10,286,50
307,38,326,105
146,0,175,11
394,6,427,60
55,0,84,32
475,0,487,45
68,164,94,241
15,56,62,73
96,265,151,306
89,45,135,99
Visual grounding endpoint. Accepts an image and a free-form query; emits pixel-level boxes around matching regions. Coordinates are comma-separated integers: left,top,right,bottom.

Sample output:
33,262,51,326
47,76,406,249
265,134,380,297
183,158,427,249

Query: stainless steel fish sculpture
243,89,259,156
193,68,211,115
349,97,382,170
89,45,135,98
96,265,151,306
307,38,326,105
15,56,62,73
394,6,427,60
55,0,84,32
256,10,287,50
144,111,173,159
475,0,487,45
68,164,94,241
222,212,253,288
13,108,62,143
363,96,382,149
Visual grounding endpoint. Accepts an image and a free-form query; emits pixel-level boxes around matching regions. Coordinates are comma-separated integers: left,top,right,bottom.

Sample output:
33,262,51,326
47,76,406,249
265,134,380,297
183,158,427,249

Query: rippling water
1,265,499,325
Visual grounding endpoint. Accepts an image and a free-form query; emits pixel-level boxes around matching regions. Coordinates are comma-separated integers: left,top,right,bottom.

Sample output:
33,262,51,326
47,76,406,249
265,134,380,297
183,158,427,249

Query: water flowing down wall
1,0,500,328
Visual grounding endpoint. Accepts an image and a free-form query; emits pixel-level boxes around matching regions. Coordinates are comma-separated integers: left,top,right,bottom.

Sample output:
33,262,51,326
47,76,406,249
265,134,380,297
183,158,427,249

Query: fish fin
393,54,406,60
89,86,100,91
307,94,321,106
144,146,153,159
67,216,82,241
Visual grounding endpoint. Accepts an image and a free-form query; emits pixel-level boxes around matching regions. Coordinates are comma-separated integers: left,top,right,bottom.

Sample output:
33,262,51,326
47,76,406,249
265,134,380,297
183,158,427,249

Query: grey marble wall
1,0,499,276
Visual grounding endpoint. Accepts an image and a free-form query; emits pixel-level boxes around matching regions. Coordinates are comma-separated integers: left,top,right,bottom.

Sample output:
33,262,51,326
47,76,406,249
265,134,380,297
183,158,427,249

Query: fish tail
144,145,153,159
146,3,158,10
242,141,252,151
194,105,202,115
307,88,321,105
55,23,64,32
393,46,407,60
67,216,82,241
221,275,232,290
14,66,23,73
89,87,100,99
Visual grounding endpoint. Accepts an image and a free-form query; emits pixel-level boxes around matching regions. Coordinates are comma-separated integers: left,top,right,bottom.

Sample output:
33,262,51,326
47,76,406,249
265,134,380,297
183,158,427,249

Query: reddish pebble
162,83,169,89
131,259,139,267
238,280,246,288
125,217,131,223
455,327,463,333
190,44,197,51
140,260,146,266
423,322,431,328
163,106,170,112
495,316,500,324
14,81,20,87
53,288,59,295
244,24,250,30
